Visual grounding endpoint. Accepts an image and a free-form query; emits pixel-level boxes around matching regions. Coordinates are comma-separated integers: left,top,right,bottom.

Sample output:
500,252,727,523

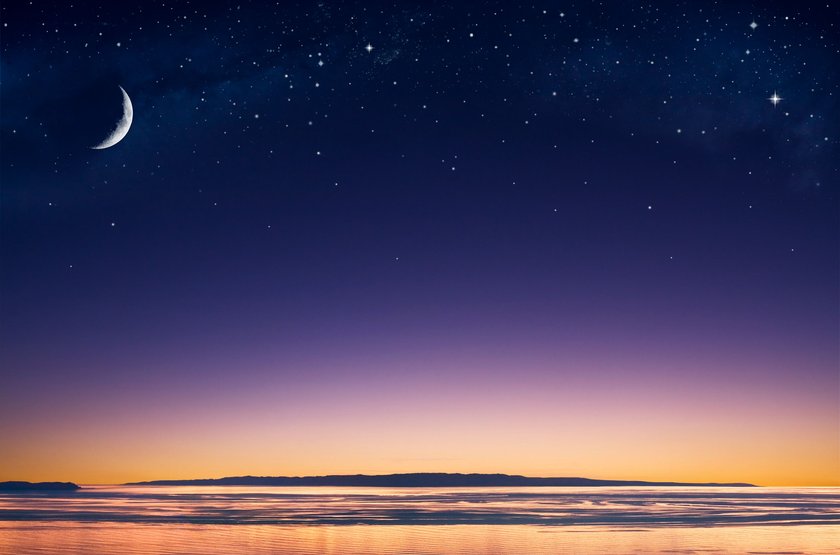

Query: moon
91,86,133,150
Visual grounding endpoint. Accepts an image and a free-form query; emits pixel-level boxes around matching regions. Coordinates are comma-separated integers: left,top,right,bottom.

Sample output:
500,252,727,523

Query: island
127,473,754,487
0,481,80,492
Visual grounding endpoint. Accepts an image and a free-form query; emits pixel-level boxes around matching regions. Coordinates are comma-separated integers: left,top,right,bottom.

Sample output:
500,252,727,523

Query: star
768,92,782,106
749,21,758,30
364,43,374,53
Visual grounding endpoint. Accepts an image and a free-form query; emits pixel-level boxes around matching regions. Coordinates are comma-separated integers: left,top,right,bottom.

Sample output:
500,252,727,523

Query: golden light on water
2,522,839,555
1,485,839,554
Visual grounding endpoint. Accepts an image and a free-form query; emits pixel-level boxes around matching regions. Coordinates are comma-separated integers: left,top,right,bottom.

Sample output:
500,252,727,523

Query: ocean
1,485,838,553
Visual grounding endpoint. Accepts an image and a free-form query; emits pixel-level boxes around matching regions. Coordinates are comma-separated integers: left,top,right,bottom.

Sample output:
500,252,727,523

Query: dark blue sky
0,1,837,484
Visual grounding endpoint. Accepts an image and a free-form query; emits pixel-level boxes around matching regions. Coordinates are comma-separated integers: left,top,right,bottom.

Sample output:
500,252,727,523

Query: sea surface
0,485,838,554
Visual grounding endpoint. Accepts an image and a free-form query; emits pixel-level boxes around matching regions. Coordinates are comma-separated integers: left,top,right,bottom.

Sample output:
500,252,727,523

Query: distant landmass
127,473,755,487
0,481,80,492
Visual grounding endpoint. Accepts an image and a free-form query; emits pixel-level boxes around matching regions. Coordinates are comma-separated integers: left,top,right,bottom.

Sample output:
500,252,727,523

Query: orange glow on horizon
3,396,837,486
3,351,837,487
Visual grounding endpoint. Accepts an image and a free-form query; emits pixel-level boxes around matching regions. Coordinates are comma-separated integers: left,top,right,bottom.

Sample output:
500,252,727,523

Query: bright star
749,21,758,30
768,92,782,106
365,43,373,53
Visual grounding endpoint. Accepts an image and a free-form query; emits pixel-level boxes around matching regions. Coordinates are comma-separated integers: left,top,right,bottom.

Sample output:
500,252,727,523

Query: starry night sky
1,1,838,485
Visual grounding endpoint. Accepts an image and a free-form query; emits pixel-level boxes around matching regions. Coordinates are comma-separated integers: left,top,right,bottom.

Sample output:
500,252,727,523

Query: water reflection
0,486,838,554
2,522,839,554
1,486,838,526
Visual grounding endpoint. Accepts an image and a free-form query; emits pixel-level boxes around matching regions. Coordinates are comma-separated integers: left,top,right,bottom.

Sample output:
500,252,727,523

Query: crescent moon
91,86,133,150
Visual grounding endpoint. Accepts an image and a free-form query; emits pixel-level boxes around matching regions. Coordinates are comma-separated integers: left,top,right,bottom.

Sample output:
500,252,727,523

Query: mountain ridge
126,472,755,487
0,481,80,491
